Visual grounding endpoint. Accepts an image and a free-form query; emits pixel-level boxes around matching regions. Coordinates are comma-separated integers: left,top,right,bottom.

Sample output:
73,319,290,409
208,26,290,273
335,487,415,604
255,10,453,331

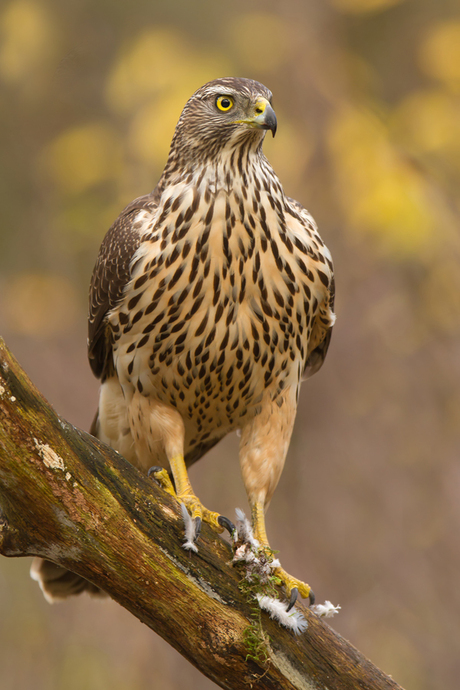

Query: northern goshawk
32,77,335,608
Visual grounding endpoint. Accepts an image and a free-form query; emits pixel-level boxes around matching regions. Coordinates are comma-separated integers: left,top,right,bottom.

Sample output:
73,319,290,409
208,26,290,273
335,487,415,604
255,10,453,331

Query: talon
273,566,312,603
148,465,164,478
178,493,224,535
287,587,298,612
218,515,236,536
309,589,315,607
148,467,176,496
194,516,202,541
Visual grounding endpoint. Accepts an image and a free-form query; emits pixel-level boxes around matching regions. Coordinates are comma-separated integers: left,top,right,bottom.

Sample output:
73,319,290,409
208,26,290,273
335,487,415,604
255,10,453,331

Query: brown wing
286,196,335,379
303,272,335,378
88,192,159,380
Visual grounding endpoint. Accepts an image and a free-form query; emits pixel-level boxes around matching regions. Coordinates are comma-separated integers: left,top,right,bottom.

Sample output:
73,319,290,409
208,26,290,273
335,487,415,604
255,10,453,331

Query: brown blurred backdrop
1,0,460,688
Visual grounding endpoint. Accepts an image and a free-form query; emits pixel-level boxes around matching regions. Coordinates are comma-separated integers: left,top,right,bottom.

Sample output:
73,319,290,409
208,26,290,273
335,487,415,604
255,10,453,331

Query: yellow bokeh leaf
419,21,460,88
0,0,57,83
39,123,122,195
105,28,189,115
391,89,460,153
128,95,182,166
230,13,290,72
348,167,433,254
328,105,435,255
330,0,407,14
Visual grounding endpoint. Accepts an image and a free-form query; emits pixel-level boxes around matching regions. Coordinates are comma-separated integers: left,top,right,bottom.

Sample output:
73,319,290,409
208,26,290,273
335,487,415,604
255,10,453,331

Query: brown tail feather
30,557,107,603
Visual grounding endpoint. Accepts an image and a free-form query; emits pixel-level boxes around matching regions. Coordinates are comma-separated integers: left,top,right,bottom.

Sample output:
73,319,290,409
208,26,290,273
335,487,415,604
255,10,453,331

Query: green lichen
236,547,282,664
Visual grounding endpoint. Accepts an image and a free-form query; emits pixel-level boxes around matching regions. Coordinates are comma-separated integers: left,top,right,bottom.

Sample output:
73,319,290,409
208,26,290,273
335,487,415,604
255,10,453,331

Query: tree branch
0,338,404,690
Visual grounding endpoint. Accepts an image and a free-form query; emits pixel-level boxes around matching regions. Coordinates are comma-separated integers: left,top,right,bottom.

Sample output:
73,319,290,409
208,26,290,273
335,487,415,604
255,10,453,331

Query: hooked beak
235,97,277,137
252,98,277,137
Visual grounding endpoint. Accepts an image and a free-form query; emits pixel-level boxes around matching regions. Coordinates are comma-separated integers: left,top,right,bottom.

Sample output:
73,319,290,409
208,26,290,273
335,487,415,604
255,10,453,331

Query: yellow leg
251,502,270,545
251,500,313,602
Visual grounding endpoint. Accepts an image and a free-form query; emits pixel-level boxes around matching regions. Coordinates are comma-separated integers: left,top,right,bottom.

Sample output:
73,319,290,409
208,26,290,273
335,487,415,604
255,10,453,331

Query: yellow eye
216,96,234,112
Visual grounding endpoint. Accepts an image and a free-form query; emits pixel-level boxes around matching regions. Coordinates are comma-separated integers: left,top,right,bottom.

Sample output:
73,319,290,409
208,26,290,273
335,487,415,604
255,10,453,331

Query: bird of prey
32,77,335,608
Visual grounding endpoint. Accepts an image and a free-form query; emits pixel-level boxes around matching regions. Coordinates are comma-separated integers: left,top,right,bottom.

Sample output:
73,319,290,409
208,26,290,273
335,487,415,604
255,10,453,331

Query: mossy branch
0,338,404,690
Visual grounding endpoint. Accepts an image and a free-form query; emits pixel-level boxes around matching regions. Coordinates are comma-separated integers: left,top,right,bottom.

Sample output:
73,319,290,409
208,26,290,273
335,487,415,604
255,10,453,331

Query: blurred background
1,0,460,687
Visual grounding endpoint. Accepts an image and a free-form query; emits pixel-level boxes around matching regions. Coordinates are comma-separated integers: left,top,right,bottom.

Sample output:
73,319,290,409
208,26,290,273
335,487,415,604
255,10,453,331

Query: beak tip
263,104,277,138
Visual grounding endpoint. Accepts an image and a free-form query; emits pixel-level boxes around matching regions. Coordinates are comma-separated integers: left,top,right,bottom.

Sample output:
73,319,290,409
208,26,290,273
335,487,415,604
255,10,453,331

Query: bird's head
168,77,277,166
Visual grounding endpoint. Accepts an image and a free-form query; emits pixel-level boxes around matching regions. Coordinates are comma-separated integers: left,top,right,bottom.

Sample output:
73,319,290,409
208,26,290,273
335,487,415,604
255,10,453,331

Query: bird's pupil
221,98,230,108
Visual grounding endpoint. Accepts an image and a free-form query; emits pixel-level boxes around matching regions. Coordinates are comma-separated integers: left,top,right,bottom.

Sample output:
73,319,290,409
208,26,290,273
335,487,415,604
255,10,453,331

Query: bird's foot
272,566,315,611
148,466,235,542
247,503,315,610
180,491,222,531
179,491,235,537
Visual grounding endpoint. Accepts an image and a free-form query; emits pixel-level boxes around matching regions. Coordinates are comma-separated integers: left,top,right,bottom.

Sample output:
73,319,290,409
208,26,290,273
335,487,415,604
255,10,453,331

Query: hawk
32,78,335,608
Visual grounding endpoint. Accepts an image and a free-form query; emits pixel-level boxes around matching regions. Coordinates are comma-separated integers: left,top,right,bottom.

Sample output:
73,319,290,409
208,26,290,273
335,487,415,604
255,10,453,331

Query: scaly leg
251,501,315,609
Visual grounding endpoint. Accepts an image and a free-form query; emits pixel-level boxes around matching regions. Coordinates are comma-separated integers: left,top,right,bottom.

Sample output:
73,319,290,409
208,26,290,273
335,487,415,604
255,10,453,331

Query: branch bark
0,338,404,690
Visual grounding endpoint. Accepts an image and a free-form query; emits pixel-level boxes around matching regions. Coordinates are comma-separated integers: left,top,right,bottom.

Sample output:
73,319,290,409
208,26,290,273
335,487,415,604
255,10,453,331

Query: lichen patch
33,439,66,471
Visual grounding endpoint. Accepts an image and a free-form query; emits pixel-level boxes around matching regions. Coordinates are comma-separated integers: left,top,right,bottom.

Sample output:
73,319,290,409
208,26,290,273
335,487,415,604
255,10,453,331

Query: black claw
218,515,236,536
147,465,164,478
286,588,298,612
194,517,202,541
309,589,315,607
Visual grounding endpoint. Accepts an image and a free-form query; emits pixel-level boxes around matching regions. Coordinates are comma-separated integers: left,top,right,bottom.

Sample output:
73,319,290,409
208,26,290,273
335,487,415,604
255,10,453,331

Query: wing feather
88,192,159,380
286,196,335,379
303,272,335,378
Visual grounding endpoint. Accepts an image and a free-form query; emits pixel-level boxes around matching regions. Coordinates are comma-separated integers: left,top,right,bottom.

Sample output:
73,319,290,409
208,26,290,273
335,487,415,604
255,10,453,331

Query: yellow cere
254,98,268,114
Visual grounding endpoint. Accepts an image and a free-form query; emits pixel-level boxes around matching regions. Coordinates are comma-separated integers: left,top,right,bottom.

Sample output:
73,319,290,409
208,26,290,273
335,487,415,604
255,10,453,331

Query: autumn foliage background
1,0,460,688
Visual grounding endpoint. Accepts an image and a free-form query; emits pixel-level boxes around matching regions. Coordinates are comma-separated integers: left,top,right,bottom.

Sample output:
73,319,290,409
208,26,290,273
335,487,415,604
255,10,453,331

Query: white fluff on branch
233,545,257,563
180,503,198,553
235,508,260,548
310,600,341,618
256,595,308,635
